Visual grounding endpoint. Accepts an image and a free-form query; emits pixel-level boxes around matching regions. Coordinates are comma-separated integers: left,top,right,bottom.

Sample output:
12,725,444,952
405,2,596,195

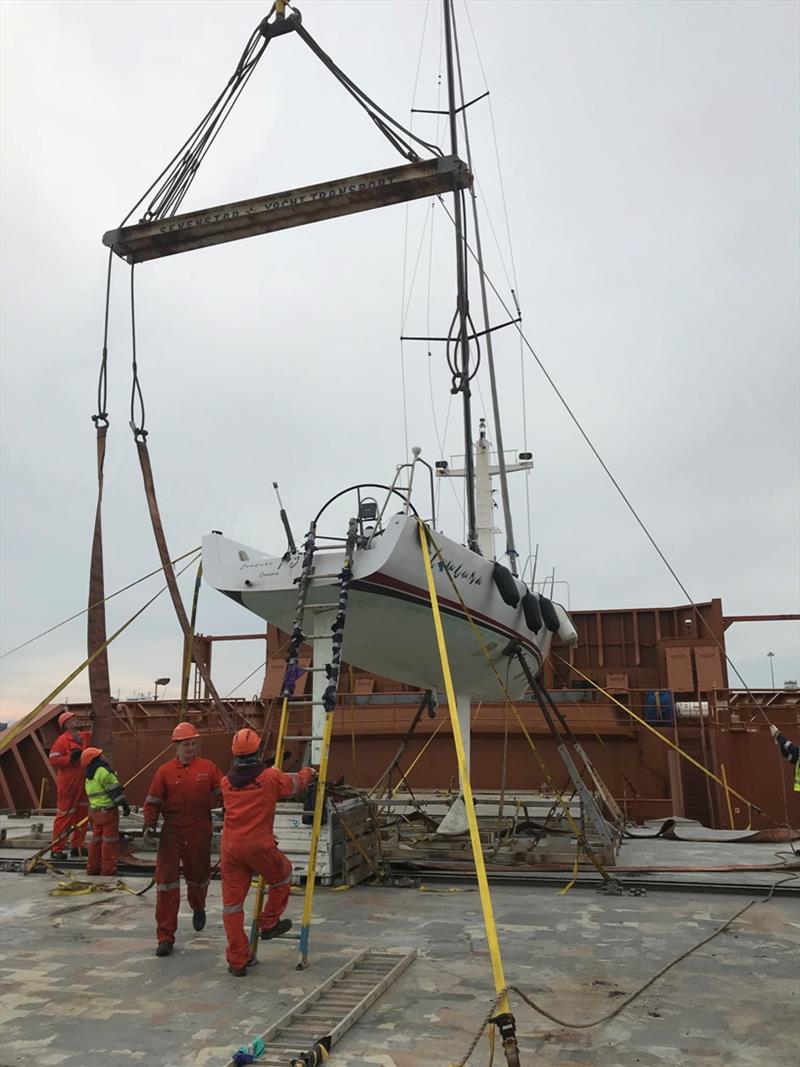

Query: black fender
522,591,543,634
539,595,560,633
492,562,520,608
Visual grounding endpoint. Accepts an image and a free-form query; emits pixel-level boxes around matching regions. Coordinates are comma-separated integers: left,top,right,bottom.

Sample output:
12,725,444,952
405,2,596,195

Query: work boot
260,918,292,940
192,908,206,932
155,941,174,957
228,957,258,977
70,847,83,859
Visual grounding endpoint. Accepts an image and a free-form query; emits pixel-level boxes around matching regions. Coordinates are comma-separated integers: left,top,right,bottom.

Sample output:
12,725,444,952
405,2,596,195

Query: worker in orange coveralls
220,728,316,976
142,722,223,958
48,710,92,858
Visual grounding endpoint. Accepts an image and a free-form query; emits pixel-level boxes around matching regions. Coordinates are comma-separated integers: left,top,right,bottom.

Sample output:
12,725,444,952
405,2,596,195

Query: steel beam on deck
104,155,471,264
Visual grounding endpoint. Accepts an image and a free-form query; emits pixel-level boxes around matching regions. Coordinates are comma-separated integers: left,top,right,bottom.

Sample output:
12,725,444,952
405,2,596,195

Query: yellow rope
555,655,767,815
390,717,446,797
1,555,200,754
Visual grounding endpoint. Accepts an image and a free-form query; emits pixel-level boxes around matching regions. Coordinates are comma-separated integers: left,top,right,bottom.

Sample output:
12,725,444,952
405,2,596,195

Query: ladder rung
286,700,327,707
304,666,331,673
303,603,339,610
284,735,324,742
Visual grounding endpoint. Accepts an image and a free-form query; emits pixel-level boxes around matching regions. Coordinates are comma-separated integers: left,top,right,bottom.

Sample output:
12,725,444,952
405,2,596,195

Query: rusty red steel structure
2,599,798,830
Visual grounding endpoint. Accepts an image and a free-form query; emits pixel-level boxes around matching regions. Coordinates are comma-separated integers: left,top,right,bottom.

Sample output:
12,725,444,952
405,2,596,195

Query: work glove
120,801,131,818
142,826,158,844
769,724,779,739
69,748,81,765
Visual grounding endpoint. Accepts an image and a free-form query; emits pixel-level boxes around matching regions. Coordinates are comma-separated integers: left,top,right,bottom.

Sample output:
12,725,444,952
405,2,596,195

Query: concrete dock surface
1,835,798,1066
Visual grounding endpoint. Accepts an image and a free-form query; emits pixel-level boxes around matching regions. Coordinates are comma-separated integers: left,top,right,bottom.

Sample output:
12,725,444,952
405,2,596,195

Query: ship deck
1,829,798,1067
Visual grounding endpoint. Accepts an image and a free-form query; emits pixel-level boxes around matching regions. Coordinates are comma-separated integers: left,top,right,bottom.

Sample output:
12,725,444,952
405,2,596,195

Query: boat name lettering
436,557,482,586
157,177,397,233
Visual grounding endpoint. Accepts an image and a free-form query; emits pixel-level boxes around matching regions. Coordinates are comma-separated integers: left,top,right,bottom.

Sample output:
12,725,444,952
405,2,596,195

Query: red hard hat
80,747,103,767
171,721,200,742
231,728,261,756
58,710,76,728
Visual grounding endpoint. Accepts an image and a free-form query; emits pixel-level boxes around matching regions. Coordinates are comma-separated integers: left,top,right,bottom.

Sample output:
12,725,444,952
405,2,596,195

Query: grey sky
1,0,798,719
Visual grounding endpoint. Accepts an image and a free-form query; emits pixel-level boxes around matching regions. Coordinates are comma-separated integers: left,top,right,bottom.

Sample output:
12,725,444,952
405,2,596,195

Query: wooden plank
104,156,471,263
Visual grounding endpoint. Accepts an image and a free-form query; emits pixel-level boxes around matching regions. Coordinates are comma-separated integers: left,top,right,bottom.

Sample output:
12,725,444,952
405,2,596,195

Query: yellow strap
49,877,137,897
556,655,766,815
558,846,581,896
720,763,736,830
417,519,509,1015
422,527,610,882
297,707,336,965
250,694,292,959
349,664,357,777
180,559,203,712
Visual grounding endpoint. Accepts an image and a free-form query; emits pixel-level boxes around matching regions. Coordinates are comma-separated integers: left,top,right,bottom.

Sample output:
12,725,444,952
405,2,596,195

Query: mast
450,15,520,575
443,0,479,553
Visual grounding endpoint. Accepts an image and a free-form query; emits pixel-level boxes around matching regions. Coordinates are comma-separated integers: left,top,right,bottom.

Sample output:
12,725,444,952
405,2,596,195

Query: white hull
203,514,566,701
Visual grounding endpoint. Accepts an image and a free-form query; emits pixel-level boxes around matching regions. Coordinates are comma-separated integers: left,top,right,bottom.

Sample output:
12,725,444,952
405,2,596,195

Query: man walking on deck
49,710,92,859
142,722,223,958
82,747,130,876
220,728,316,977
769,724,800,792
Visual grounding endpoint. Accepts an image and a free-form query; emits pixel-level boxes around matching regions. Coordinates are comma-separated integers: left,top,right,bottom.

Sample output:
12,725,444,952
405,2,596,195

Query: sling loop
134,436,235,732
87,419,114,756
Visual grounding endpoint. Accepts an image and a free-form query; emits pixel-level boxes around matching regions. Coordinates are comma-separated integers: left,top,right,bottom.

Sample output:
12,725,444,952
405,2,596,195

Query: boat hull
202,514,556,700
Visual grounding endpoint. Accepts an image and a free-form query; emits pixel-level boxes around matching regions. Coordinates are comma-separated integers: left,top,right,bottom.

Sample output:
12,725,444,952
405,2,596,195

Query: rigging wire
94,250,114,426
129,265,146,438
293,20,443,163
226,660,268,698
399,0,434,461
0,548,202,660
435,191,779,720
121,23,269,226
463,1,520,291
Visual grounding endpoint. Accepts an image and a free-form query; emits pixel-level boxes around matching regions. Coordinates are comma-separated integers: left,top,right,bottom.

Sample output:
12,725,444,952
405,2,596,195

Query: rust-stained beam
203,633,269,642
12,746,38,808
104,155,471,264
723,613,800,630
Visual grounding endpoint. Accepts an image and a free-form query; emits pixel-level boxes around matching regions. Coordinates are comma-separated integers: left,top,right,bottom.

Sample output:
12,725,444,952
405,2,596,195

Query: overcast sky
1,0,798,721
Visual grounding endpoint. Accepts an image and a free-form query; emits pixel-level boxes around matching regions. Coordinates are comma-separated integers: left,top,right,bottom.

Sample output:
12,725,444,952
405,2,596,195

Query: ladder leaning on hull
249,518,360,968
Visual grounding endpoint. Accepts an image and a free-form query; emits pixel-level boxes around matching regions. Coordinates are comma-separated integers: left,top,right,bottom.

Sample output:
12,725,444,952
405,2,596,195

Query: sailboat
199,2,578,723
102,0,579,737
203,451,577,704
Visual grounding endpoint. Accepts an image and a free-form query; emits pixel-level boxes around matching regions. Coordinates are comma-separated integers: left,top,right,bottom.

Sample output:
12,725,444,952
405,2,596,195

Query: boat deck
0,833,798,1066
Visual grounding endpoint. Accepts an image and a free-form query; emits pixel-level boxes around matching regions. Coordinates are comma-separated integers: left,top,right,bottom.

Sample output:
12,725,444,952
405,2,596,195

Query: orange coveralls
49,729,92,853
143,757,222,945
220,764,314,970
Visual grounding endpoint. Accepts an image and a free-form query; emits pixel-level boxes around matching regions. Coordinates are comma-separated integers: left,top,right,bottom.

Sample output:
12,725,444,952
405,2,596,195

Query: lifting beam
103,155,471,264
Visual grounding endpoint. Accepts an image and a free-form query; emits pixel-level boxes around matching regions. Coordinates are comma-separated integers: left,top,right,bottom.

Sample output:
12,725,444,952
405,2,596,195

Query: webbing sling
134,436,234,731
88,420,114,753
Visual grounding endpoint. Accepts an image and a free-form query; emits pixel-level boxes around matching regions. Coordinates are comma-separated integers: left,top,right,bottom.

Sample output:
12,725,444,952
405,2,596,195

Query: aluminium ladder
249,519,359,967
222,948,416,1067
